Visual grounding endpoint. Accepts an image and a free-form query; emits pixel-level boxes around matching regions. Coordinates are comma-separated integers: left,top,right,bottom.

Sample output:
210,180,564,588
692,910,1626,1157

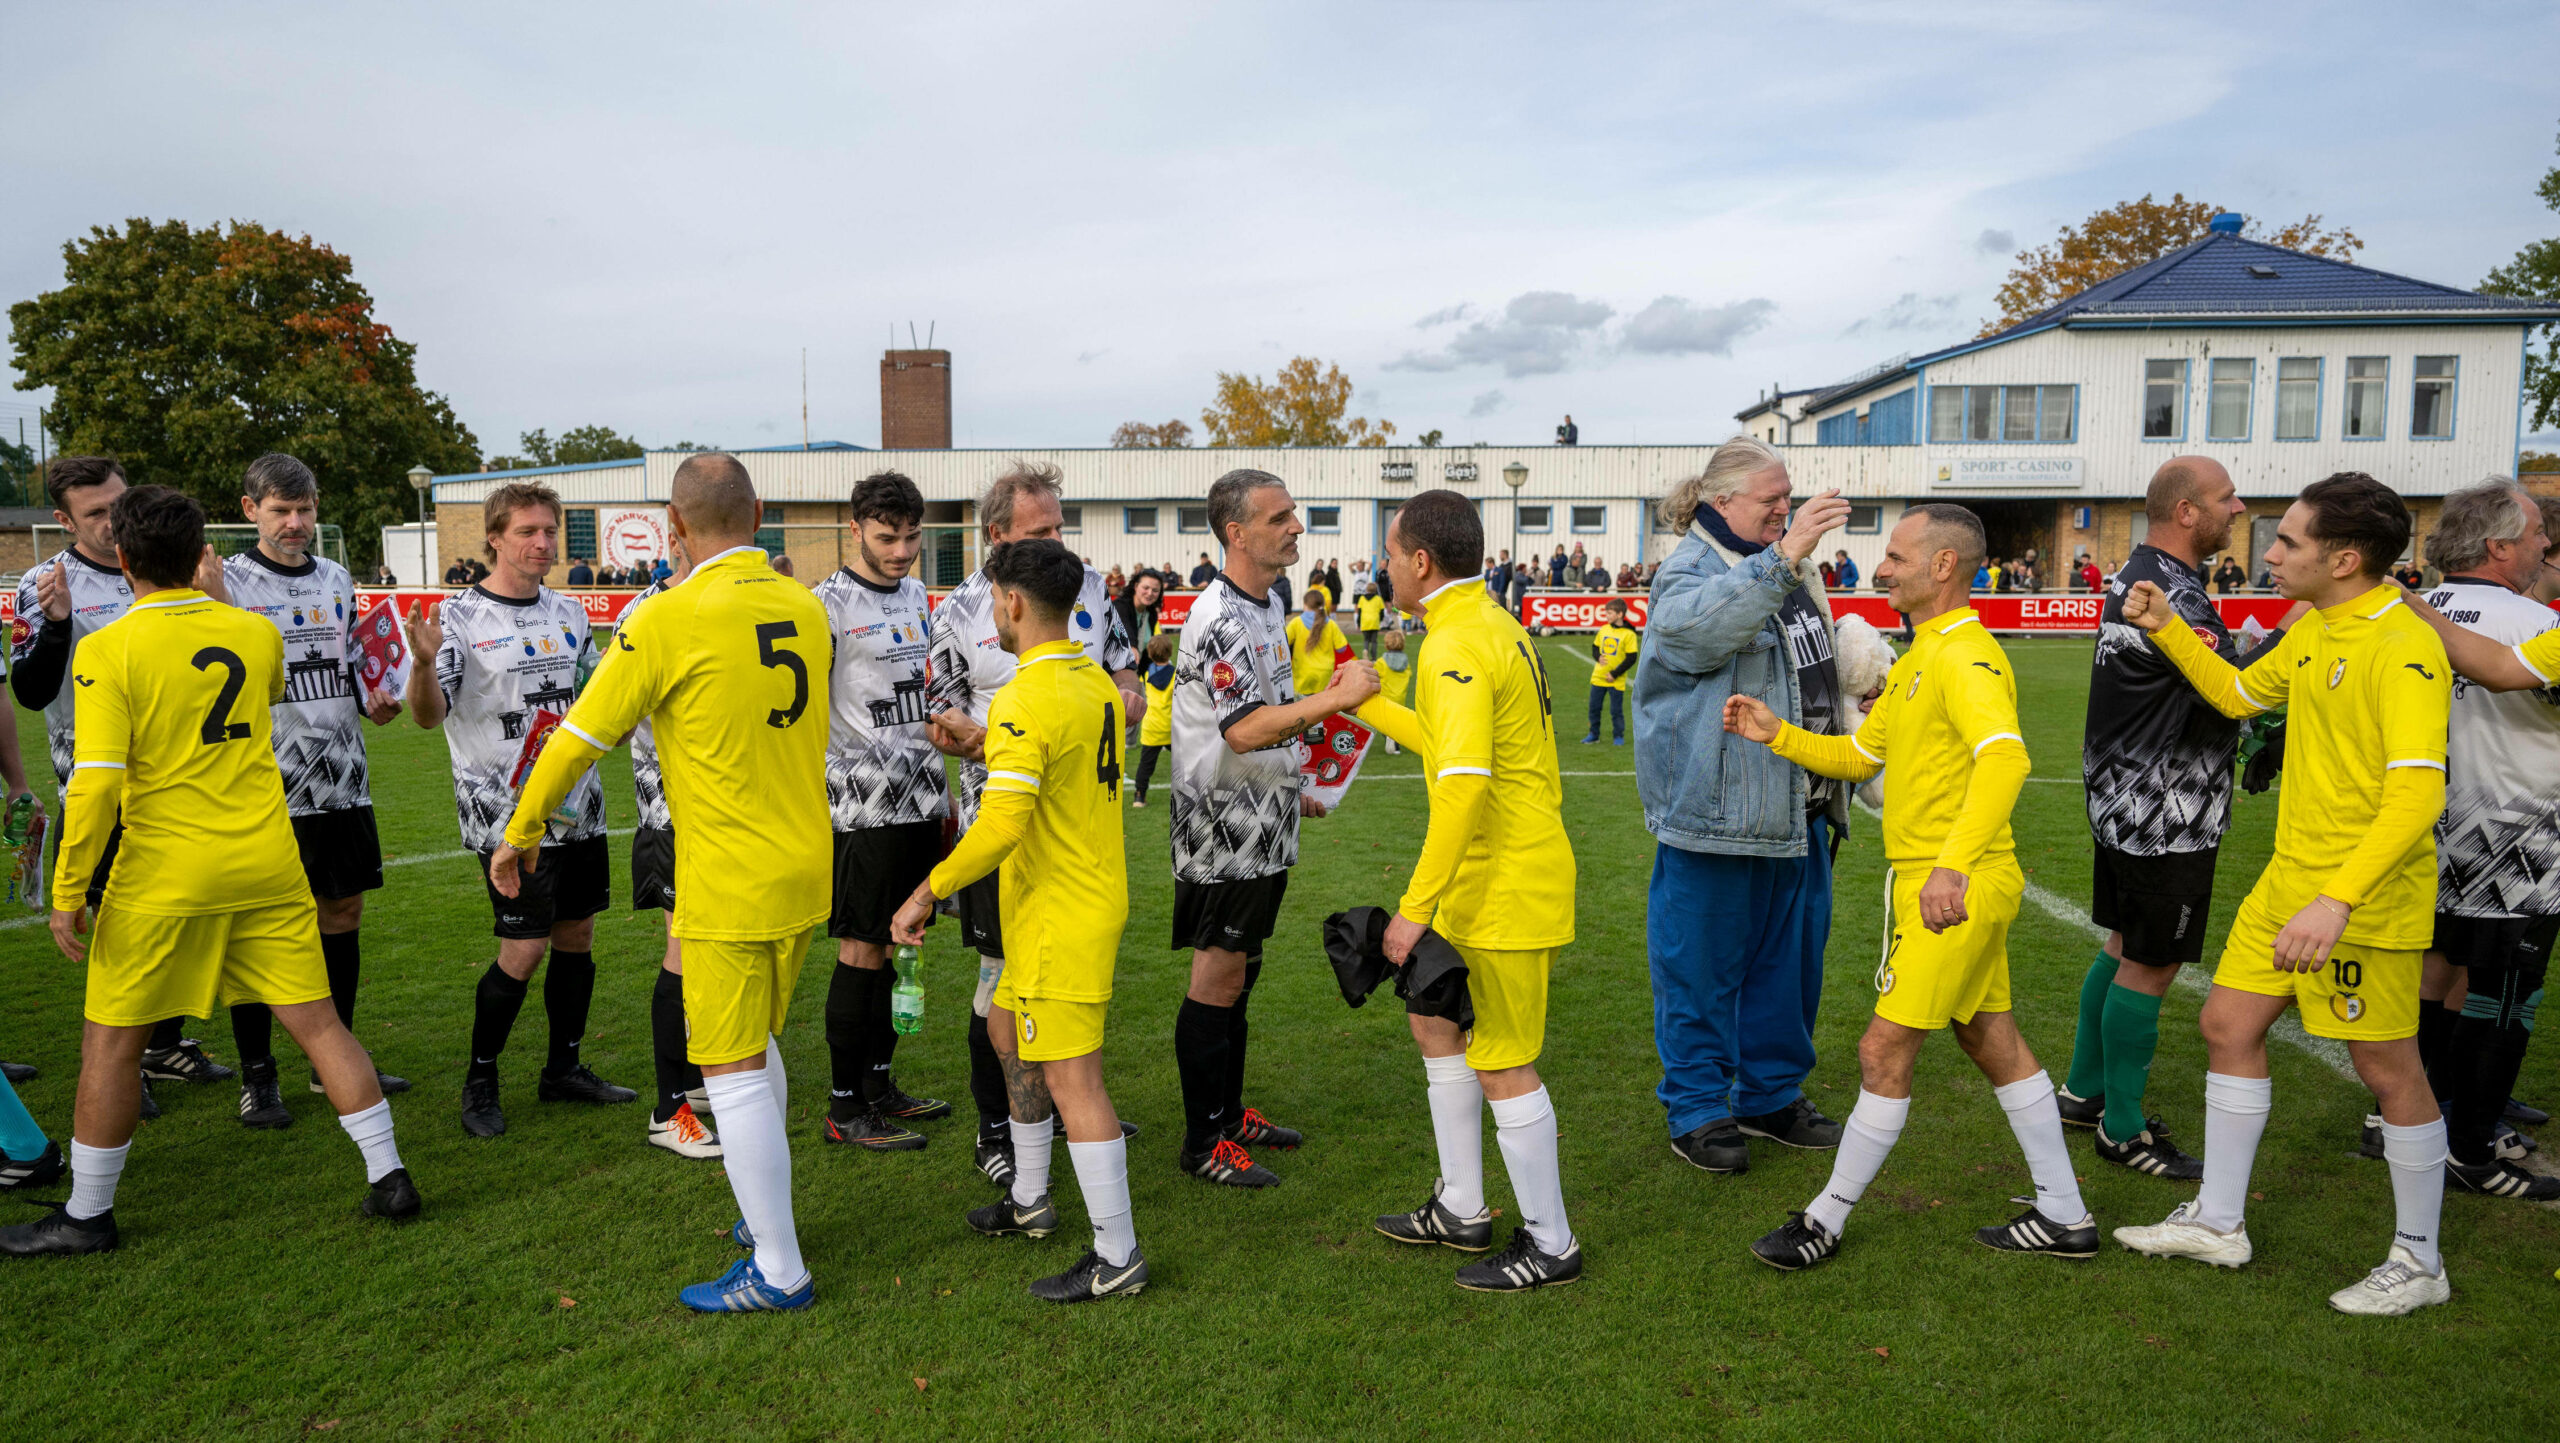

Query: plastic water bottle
1,794,29,849
890,945,925,1036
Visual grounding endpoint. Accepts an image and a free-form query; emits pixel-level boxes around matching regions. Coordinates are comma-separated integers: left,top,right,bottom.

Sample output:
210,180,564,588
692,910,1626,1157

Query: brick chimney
880,349,952,449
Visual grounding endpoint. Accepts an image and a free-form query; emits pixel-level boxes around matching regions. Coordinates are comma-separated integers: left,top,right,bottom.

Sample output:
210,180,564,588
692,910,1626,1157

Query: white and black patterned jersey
223,550,369,815
1170,574,1303,883
434,585,605,850
9,549,133,784
617,576,672,831
2083,545,2288,856
815,567,946,831
2425,577,2560,918
925,562,1133,833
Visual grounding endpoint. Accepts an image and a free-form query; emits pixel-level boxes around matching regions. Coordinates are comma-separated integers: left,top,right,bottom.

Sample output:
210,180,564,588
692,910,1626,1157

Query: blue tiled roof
1808,234,2560,411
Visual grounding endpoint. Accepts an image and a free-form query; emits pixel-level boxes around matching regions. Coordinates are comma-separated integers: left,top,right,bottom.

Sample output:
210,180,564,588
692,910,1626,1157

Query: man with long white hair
1631,437,1852,1175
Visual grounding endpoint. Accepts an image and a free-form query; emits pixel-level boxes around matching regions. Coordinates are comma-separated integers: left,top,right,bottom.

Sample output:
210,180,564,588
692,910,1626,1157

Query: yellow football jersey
54,590,306,915
926,640,1130,1001
1590,623,1640,692
1771,607,2026,872
2517,626,2560,684
508,546,830,942
1356,594,1386,631
2148,585,2449,948
1355,579,1575,950
1139,663,1174,747
1285,615,1350,698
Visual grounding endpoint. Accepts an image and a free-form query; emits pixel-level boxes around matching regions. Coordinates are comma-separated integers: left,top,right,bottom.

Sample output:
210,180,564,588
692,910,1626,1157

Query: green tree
1109,419,1194,448
1416,428,1445,447
2481,125,2560,432
1982,194,2361,335
488,424,646,471
0,432,32,507
1200,357,1396,447
8,218,479,567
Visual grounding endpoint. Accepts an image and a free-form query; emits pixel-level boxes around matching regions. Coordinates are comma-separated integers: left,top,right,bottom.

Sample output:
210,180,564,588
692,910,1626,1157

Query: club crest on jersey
7,617,27,650
1020,1013,1038,1043
2191,625,2219,650
1073,602,1094,632
290,607,307,627
1905,669,1923,699
2327,658,2347,689
2330,992,2364,1023
1210,660,1238,692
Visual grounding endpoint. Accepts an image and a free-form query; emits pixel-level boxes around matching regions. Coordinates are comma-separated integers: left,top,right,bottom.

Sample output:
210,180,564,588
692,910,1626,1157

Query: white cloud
1415,303,1473,328
1844,292,1963,335
1390,291,1617,379
1468,389,1506,417
1975,228,2016,256
1620,296,1775,356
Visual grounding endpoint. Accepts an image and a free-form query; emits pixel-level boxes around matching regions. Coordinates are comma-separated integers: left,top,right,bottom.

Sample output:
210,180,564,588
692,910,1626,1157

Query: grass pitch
3,637,2554,1441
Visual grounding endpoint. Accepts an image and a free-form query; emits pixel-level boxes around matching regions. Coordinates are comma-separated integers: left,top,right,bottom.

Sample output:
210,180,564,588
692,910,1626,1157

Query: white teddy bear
1830,614,1898,811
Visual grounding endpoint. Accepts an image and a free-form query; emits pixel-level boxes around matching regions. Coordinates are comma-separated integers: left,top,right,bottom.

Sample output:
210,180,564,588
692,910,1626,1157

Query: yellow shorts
681,929,812,1065
1875,861,2024,1031
1458,945,1553,1072
2211,887,2421,1041
991,973,1106,1063
85,899,331,1028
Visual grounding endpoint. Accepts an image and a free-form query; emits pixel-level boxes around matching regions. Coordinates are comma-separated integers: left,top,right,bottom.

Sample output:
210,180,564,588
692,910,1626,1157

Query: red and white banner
1825,593,2302,635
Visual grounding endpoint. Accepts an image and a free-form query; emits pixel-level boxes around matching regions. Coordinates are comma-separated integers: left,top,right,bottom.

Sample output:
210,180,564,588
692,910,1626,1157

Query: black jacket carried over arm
1323,906,1473,1029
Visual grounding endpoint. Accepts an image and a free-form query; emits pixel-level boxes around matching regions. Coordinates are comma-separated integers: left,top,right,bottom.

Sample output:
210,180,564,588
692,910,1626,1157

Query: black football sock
1175,997,1234,1153
967,1013,1008,1135
542,950,596,1077
824,963,876,1123
2416,1001,2458,1106
319,930,362,1031
229,1003,275,1069
2446,962,2542,1165
148,1016,185,1051
469,965,529,1082
864,962,900,1103
650,968,694,1123
1221,959,1262,1126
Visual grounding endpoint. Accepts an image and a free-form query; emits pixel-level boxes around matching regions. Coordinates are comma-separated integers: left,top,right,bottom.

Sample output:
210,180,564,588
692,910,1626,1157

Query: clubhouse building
425,217,2559,591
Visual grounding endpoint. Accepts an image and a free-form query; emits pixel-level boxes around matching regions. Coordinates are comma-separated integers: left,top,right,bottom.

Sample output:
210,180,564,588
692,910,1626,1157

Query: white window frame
2206,357,2253,442
1305,505,1342,533
1124,505,1159,534
2410,356,2457,441
1058,503,1083,533
1176,505,1210,534
2274,357,2322,441
1570,505,1607,534
1517,504,1553,533
1846,504,1883,535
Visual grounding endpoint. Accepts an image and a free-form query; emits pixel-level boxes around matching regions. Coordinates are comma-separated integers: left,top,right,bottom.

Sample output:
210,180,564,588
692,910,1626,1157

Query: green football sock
2064,952,2117,1101
2099,984,2165,1144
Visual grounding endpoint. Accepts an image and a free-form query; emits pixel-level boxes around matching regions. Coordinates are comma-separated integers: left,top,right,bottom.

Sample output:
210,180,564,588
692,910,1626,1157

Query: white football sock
335,1099,404,1184
763,1036,789,1124
1993,1071,2088,1225
1009,1116,1054,1209
1804,1090,1909,1238
1067,1137,1138,1267
2380,1118,2447,1275
2194,1072,2271,1233
1423,1052,1485,1217
1489,1086,1573,1255
66,1139,130,1221
702,1068,807,1293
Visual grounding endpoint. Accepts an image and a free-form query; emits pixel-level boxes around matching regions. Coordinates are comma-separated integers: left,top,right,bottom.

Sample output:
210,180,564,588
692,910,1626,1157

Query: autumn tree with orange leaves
1981,194,2362,336
9,219,479,565
1199,357,1396,447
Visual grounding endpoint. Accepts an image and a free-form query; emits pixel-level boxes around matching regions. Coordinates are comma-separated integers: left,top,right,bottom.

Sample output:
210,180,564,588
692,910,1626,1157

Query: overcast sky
6,2,2558,457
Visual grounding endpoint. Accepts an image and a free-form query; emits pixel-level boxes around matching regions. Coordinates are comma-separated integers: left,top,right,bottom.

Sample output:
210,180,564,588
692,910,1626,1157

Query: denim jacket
1632,522,1851,857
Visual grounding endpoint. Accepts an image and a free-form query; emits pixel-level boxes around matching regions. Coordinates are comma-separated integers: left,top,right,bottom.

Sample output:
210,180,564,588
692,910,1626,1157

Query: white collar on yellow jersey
1418,577,1479,609
1931,608,1984,635
691,545,765,573
127,589,209,614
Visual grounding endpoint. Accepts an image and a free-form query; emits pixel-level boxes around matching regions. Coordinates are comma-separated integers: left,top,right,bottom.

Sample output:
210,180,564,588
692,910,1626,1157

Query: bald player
499,454,831,1312
2067,457,2307,1179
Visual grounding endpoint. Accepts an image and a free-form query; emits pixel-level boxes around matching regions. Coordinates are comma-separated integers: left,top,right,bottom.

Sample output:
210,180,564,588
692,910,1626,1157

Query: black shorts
292,807,383,901
478,833,610,939
956,871,1004,957
830,820,942,944
631,825,675,912
2089,844,2219,967
2430,912,2560,976
1171,871,1290,956
84,820,123,910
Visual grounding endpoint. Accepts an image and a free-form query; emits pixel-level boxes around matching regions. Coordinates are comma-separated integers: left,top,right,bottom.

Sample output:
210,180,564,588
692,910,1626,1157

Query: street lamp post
1502,461,1528,623
407,464,433,525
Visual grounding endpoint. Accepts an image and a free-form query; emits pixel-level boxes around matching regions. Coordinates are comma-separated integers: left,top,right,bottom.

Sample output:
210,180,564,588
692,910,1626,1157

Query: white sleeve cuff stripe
2516,644,2556,686
1436,766,1492,779
2231,675,2263,710
560,721,610,751
73,761,125,770
1971,732,2023,755
2386,759,2446,771
987,770,1042,788
1850,738,1882,765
